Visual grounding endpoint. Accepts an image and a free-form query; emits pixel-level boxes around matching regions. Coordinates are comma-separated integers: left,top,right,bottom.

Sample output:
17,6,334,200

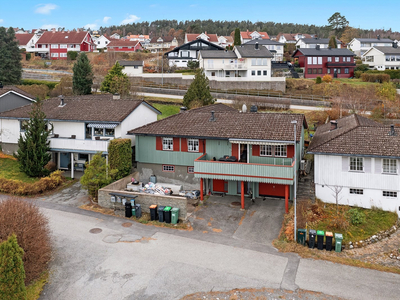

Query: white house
146,36,178,53
94,35,111,49
15,33,41,52
347,37,393,56
243,39,284,61
361,43,400,70
110,33,121,39
308,114,400,217
296,38,341,49
277,33,312,44
240,30,270,44
0,94,160,178
118,60,144,76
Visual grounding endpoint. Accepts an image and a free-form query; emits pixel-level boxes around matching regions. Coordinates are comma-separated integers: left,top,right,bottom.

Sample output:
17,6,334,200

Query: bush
25,53,31,61
347,208,366,225
16,84,49,100
108,139,132,180
315,76,322,84
294,67,303,73
355,64,369,72
361,73,390,83
21,79,57,90
354,71,363,79
0,199,51,285
67,51,78,60
322,74,332,83
376,82,397,100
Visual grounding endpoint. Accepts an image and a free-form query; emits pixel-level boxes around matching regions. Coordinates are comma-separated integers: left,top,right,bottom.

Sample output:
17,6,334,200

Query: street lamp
291,120,298,242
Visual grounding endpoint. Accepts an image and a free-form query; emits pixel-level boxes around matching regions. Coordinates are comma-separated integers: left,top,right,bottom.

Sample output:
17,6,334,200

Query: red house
292,47,356,79
35,29,94,60
106,40,143,52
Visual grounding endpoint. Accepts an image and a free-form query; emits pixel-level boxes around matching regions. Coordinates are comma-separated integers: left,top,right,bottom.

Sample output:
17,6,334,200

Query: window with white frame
208,59,214,68
262,58,268,65
162,165,175,172
312,57,317,64
260,145,272,156
251,70,255,76
347,57,351,62
187,166,194,173
343,57,346,62
257,70,261,75
20,120,29,132
60,53,67,57
317,57,322,64
383,158,397,174
350,157,363,171
60,44,67,48
307,57,312,64
263,70,267,76
51,53,58,57
51,44,58,48
345,68,349,74
275,145,287,157
251,58,257,65
383,191,397,197
257,58,262,65
350,188,363,195
335,57,339,62
327,57,332,62
188,139,199,152
162,137,173,150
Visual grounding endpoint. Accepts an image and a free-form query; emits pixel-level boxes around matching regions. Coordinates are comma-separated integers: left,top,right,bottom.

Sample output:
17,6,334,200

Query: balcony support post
285,185,289,213
70,152,74,179
200,178,204,201
241,181,245,209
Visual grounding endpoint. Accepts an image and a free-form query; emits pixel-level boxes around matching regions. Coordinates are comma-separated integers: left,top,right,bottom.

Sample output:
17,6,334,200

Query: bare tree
324,182,343,214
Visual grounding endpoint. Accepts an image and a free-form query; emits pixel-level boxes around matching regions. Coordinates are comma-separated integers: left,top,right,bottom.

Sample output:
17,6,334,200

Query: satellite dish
242,104,247,113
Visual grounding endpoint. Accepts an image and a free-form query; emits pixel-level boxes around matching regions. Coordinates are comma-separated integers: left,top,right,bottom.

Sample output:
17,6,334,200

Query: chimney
58,95,65,107
390,124,396,136
113,93,120,100
209,110,216,122
51,28,56,33
250,105,258,113
77,28,80,33
377,34,380,40
330,120,338,130
179,106,187,113
255,42,259,50
242,104,247,113
316,45,320,50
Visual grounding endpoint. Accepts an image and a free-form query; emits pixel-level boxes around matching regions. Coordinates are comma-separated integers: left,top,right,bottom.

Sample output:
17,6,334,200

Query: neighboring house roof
297,38,341,45
277,33,296,42
223,36,234,43
371,46,400,55
241,31,270,40
199,50,237,59
307,114,400,157
15,33,34,46
118,60,144,66
36,31,90,44
292,48,356,57
186,33,219,43
165,38,225,55
0,95,160,122
108,40,141,47
150,36,175,43
0,86,35,100
353,38,393,43
235,44,273,58
125,34,150,40
129,103,306,142
243,39,284,46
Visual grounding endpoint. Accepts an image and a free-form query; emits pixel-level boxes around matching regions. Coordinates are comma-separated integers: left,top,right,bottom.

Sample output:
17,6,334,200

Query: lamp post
291,120,298,242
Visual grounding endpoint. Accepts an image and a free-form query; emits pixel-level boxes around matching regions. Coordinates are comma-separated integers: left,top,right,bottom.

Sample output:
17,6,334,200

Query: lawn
332,78,378,86
0,154,39,183
152,103,181,120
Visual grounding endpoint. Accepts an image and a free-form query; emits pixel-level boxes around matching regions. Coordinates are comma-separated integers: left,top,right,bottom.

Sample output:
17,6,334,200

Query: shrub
67,51,78,60
361,73,390,83
108,139,132,180
355,64,369,72
25,53,31,61
376,82,397,101
354,71,363,79
0,199,51,285
347,208,366,225
294,67,303,73
315,76,322,84
16,84,49,100
322,74,332,83
44,161,57,172
21,79,57,90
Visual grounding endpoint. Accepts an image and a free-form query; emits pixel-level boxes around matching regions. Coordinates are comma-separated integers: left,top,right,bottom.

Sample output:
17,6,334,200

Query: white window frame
335,57,340,62
350,188,363,195
51,53,59,57
187,139,199,152
317,57,322,64
382,158,397,174
327,57,332,62
60,44,67,49
349,157,363,172
312,57,317,64
347,57,351,62
51,44,58,49
260,145,272,156
60,53,67,58
207,59,214,68
162,137,173,151
162,165,175,172
262,58,268,66
383,191,397,197
187,166,194,173
307,57,312,65
275,145,287,157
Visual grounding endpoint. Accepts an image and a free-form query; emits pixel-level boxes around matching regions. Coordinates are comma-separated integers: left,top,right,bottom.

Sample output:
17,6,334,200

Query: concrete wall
98,172,188,219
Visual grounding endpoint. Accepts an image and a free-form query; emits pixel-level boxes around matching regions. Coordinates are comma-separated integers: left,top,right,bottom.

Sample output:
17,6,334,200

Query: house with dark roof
361,43,400,70
118,60,144,76
0,94,160,178
292,47,356,78
128,103,307,209
0,86,35,113
347,37,393,56
296,37,342,49
308,114,400,217
243,39,285,61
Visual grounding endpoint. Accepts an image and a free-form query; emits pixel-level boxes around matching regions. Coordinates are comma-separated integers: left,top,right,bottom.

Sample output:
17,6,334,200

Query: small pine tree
0,27,22,85
316,76,322,84
100,62,131,97
183,69,215,108
15,98,51,177
328,36,337,48
0,234,27,300
234,28,241,45
72,52,93,95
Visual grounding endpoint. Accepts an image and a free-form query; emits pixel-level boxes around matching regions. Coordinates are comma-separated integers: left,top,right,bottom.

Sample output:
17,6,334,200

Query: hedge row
21,79,58,90
365,69,400,79
360,73,390,83
108,139,132,180
0,170,65,196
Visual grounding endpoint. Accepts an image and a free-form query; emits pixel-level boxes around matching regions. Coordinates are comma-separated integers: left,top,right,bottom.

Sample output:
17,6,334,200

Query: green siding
205,139,231,159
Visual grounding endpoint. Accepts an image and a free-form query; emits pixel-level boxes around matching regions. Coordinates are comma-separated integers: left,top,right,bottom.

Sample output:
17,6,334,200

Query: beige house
361,44,400,70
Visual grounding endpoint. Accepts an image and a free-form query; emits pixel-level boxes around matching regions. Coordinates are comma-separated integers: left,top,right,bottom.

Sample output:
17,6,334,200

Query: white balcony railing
49,137,109,153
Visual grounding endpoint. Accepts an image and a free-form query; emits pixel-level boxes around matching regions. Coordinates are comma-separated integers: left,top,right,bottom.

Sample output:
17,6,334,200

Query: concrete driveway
188,195,285,246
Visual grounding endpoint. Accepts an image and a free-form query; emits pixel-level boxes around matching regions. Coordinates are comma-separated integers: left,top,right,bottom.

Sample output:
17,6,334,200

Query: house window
327,57,332,62
312,57,317,64
211,72,215,76
187,166,194,173
383,159,397,174
60,53,67,57
383,191,397,197
51,44,58,48
263,70,267,76
188,139,199,152
350,189,364,195
60,44,67,48
251,58,256,66
257,58,262,65
312,68,317,74
344,68,349,74
350,157,363,171
307,68,312,74
162,137,173,150
307,57,312,65
327,68,331,74
260,145,272,156
347,57,351,62
51,53,59,57
162,165,175,172
251,70,256,76
208,59,214,68
317,57,322,64
343,57,346,62
335,57,339,62
318,68,322,74
257,70,261,76
262,58,268,65
85,124,92,139
20,120,29,132
225,71,230,77
337,68,341,74
275,145,287,157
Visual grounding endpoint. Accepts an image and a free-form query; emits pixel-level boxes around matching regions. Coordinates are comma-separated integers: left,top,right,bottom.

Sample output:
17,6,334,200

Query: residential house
240,30,270,44
0,86,35,113
361,43,400,70
94,35,111,49
106,40,142,52
110,33,121,39
124,34,150,43
165,38,224,68
198,43,274,80
218,36,234,48
15,33,40,52
35,29,94,59
277,33,312,44
347,36,393,56
296,38,342,49
128,103,307,209
146,36,178,53
308,114,400,217
0,94,160,178
185,32,219,46
118,60,144,76
243,39,284,61
292,47,356,78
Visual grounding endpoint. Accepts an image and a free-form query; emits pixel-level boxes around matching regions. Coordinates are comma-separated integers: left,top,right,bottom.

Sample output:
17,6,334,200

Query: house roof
165,38,225,55
15,33,34,46
36,31,90,44
372,46,400,55
297,38,341,44
199,50,237,59
235,44,273,58
277,33,296,41
128,103,306,141
353,38,393,43
125,34,150,39
292,48,355,57
240,31,270,40
223,36,234,43
307,114,400,157
186,33,219,43
0,86,35,100
108,40,141,47
150,36,175,43
243,39,284,46
0,95,159,122
118,60,144,66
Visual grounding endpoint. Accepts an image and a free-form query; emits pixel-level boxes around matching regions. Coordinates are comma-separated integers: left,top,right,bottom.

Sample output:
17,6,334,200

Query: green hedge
360,73,390,83
21,79,58,89
365,69,400,79
108,139,132,180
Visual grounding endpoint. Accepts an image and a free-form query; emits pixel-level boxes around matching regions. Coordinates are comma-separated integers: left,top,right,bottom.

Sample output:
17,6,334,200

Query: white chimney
113,93,120,100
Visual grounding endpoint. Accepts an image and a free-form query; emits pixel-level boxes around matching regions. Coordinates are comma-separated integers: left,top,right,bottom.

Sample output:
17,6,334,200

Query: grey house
0,86,35,113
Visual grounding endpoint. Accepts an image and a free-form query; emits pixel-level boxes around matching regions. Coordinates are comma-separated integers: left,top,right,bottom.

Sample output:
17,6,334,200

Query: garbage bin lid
326,231,333,237
158,206,165,210
317,230,325,236
171,207,180,212
149,205,157,209
334,233,343,239
298,228,306,233
136,204,141,207
164,206,172,211
309,229,316,234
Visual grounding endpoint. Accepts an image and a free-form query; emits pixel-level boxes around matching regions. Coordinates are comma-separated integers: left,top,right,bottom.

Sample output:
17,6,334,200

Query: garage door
259,183,286,198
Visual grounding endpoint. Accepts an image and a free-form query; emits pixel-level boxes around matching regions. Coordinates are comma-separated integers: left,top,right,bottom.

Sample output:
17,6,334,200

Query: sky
0,0,398,32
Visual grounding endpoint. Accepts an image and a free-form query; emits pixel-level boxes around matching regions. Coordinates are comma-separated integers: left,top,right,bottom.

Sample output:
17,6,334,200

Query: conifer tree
183,69,215,108
100,62,131,97
328,36,338,48
72,52,93,95
234,28,241,45
0,234,27,300
0,27,22,85
15,98,51,177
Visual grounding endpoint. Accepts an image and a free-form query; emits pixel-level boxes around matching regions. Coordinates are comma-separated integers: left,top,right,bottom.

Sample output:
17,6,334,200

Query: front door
213,179,228,193
60,152,71,169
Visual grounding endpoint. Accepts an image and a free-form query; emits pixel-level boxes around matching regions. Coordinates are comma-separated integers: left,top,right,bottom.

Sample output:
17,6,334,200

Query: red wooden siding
231,144,238,158
173,138,180,151
287,145,294,158
213,179,228,193
199,139,205,153
181,138,188,152
156,137,162,150
252,145,260,156
259,183,286,197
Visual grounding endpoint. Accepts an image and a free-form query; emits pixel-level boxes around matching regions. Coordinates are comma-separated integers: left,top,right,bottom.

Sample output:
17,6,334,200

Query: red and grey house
292,47,356,78
128,104,307,210
106,40,143,52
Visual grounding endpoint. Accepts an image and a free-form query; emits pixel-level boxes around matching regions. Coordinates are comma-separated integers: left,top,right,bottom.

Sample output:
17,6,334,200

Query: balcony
326,62,356,67
194,154,294,184
49,137,109,153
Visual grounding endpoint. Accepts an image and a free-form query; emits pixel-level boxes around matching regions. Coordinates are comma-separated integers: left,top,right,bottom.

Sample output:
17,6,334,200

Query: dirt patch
207,222,212,227
134,237,156,243
122,222,133,228
203,231,208,234
249,210,256,217
212,228,222,233
238,212,246,226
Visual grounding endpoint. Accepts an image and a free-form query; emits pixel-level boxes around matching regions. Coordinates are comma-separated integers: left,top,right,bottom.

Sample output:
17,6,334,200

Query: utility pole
291,120,298,242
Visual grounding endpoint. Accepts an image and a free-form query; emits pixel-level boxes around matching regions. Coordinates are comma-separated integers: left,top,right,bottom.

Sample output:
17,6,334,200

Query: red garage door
213,179,228,193
259,183,286,198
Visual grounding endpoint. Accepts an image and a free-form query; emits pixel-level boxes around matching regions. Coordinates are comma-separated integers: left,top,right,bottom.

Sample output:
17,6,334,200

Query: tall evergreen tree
15,98,51,177
327,12,349,38
0,234,27,300
183,69,215,108
0,27,22,85
328,36,338,48
72,52,93,95
100,62,131,97
234,28,241,45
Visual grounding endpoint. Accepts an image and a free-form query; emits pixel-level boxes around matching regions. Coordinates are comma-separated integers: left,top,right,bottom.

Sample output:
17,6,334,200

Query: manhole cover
122,222,132,228
89,228,102,234
230,201,241,207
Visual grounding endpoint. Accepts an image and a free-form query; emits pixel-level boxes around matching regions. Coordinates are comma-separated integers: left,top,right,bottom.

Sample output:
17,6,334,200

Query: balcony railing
326,62,356,67
49,137,109,153
194,153,295,184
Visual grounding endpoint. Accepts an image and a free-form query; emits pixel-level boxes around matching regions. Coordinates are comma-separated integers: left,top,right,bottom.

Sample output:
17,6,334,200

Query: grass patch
0,156,39,183
332,78,378,86
152,103,181,120
26,271,49,300
144,96,183,103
